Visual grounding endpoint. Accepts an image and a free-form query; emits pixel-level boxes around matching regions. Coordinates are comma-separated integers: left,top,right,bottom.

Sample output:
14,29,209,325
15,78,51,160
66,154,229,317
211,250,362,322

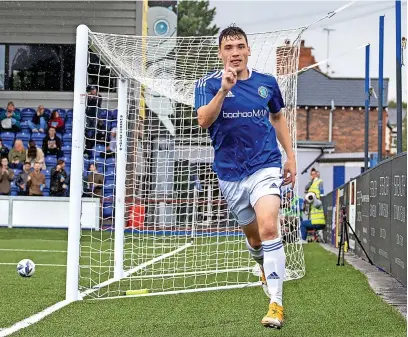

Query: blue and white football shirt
194,68,285,182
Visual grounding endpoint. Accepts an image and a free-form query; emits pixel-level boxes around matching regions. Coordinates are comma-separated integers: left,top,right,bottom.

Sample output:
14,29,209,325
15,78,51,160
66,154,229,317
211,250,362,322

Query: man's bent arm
270,111,295,159
197,89,228,129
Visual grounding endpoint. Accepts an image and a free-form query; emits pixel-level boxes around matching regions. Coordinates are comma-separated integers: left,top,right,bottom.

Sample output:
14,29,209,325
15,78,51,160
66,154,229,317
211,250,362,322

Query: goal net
67,25,305,301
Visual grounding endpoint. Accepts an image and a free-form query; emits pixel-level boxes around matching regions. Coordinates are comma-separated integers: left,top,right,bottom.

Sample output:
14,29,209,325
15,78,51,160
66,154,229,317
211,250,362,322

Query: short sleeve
268,77,285,114
194,78,216,112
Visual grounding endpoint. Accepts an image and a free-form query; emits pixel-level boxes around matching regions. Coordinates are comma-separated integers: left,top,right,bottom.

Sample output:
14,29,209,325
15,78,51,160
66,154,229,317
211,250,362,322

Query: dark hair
57,159,65,166
27,140,37,159
218,25,248,48
50,110,58,119
311,168,317,172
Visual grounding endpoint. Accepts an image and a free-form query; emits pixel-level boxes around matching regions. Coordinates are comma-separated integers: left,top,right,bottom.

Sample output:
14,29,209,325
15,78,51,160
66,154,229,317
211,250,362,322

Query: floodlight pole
378,16,385,162
364,44,371,171
395,0,403,153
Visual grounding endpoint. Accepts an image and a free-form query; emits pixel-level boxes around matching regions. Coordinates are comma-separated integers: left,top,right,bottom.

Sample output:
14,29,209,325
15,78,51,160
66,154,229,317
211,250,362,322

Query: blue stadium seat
43,169,51,179
0,132,15,142
43,188,50,197
56,132,63,139
98,109,108,119
13,169,22,176
45,155,57,167
53,109,66,119
0,108,5,114
31,132,45,142
64,122,72,133
44,108,51,116
103,188,114,197
105,157,115,166
105,176,115,188
58,156,70,165
109,121,117,129
66,109,73,120
106,166,115,176
65,165,71,175
20,121,30,133
61,145,71,158
62,133,72,144
16,132,30,142
108,110,117,121
21,108,35,122
95,157,105,167
14,108,21,114
102,202,114,218
45,177,51,188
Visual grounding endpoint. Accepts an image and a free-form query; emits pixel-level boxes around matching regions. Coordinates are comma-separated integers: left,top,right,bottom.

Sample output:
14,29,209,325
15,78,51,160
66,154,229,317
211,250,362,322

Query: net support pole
66,24,88,302
114,78,128,280
378,15,385,162
364,44,371,171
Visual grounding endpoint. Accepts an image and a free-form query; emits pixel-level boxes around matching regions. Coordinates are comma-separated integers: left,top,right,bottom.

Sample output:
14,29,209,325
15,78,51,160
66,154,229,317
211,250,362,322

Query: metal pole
324,28,335,75
364,45,371,171
396,0,403,153
378,16,385,162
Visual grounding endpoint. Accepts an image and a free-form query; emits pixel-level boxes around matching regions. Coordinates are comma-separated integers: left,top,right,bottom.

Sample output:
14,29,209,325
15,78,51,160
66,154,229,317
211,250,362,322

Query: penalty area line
0,300,71,337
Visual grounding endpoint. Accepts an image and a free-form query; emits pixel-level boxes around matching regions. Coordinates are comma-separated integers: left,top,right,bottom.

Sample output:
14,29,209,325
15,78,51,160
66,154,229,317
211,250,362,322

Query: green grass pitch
0,228,406,337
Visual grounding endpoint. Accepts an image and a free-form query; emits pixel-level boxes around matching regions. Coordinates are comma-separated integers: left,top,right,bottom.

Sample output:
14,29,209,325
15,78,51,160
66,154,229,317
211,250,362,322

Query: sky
210,0,407,102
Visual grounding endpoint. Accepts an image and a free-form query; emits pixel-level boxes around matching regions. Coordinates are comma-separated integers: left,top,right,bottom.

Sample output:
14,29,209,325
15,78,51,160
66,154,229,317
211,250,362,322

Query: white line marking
80,242,192,297
127,267,252,279
0,300,71,337
0,248,67,253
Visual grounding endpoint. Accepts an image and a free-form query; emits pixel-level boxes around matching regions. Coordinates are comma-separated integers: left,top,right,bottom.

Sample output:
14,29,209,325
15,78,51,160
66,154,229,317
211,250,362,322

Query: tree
387,100,407,109
177,0,219,37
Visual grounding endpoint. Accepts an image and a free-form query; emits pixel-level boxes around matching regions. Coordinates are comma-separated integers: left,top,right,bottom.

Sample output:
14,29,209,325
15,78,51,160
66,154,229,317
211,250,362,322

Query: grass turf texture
0,228,406,337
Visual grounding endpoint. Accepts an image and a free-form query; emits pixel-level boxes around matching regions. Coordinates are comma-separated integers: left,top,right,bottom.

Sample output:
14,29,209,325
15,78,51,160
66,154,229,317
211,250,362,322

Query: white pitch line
0,262,113,268
0,300,71,337
80,242,192,297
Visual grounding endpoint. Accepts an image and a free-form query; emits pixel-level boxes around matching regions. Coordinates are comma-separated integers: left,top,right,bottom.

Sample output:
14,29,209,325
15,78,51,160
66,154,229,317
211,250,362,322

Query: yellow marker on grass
125,289,149,296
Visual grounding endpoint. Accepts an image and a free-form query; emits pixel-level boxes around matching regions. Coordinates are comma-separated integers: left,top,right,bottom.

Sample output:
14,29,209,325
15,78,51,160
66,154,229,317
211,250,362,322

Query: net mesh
78,28,305,299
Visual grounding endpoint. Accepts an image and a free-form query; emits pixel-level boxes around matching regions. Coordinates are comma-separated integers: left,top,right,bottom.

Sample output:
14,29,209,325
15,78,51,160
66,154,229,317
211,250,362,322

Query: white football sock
245,238,264,266
262,238,286,306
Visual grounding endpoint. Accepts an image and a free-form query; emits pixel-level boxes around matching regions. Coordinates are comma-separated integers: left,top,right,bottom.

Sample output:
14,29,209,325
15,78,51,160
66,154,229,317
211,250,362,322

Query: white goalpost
66,24,306,301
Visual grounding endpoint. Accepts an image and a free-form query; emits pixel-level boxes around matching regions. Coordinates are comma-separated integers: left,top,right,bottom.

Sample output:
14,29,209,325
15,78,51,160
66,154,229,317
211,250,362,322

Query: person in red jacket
47,110,65,133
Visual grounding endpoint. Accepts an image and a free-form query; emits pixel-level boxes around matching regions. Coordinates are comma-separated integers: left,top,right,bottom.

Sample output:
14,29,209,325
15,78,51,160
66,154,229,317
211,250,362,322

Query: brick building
295,41,389,195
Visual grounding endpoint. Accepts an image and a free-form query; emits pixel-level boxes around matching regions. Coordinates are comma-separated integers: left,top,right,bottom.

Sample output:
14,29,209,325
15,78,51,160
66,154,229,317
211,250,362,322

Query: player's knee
259,221,279,240
247,236,262,249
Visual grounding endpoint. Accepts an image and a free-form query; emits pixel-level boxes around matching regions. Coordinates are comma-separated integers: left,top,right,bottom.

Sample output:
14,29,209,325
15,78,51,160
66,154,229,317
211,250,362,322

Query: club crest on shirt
258,86,268,98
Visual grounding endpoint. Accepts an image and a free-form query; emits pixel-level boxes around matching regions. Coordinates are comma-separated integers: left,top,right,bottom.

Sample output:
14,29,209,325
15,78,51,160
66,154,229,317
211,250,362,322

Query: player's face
219,35,251,74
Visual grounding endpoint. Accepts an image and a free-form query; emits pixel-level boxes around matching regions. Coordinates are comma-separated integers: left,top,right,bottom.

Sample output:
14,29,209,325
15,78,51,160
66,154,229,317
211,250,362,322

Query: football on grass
17,259,36,277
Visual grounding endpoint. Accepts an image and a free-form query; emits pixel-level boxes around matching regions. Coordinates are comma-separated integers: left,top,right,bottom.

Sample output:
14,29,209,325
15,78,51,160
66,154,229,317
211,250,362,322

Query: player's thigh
218,179,255,226
246,167,283,238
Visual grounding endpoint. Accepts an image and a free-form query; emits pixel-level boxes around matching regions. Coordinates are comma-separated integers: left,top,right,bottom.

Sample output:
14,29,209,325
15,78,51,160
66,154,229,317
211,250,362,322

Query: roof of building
387,107,407,125
297,68,389,108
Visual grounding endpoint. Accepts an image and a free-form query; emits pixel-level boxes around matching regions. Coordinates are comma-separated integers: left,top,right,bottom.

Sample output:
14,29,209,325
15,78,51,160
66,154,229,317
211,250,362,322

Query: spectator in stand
42,127,63,158
15,162,31,196
95,119,109,145
47,110,65,133
85,85,103,157
0,138,10,159
8,139,26,169
28,162,45,196
101,127,116,159
0,157,14,195
84,163,104,198
28,105,48,133
26,140,46,170
0,101,21,132
50,159,68,197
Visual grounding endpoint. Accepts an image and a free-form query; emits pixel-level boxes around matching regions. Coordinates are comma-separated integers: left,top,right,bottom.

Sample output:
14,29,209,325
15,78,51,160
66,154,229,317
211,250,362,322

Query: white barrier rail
0,196,100,230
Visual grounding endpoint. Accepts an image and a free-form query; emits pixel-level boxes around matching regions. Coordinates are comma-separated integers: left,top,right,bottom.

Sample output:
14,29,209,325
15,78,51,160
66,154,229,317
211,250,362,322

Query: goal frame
66,24,305,302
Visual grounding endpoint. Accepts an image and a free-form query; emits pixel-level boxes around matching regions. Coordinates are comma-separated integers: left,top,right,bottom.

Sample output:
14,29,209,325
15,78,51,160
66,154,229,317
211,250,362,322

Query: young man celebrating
194,26,296,328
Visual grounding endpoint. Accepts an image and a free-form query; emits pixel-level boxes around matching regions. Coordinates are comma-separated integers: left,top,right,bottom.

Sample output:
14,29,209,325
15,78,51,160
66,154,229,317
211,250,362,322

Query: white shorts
218,167,283,226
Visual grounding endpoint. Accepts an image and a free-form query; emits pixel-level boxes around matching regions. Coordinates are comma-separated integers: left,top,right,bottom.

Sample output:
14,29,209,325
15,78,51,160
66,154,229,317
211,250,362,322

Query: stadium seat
43,169,51,179
20,121,30,133
45,177,51,188
98,109,108,119
0,131,15,142
61,145,71,158
53,108,66,118
43,188,50,197
105,157,115,166
45,155,57,167
95,157,105,167
105,176,115,188
13,169,22,176
108,110,117,121
62,133,72,144
16,132,30,142
102,202,114,218
31,133,45,144
14,108,21,114
21,108,35,122
44,108,51,116
66,109,73,120
0,108,5,114
103,188,114,197
65,165,71,175
109,121,117,129
106,166,115,176
65,122,73,133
